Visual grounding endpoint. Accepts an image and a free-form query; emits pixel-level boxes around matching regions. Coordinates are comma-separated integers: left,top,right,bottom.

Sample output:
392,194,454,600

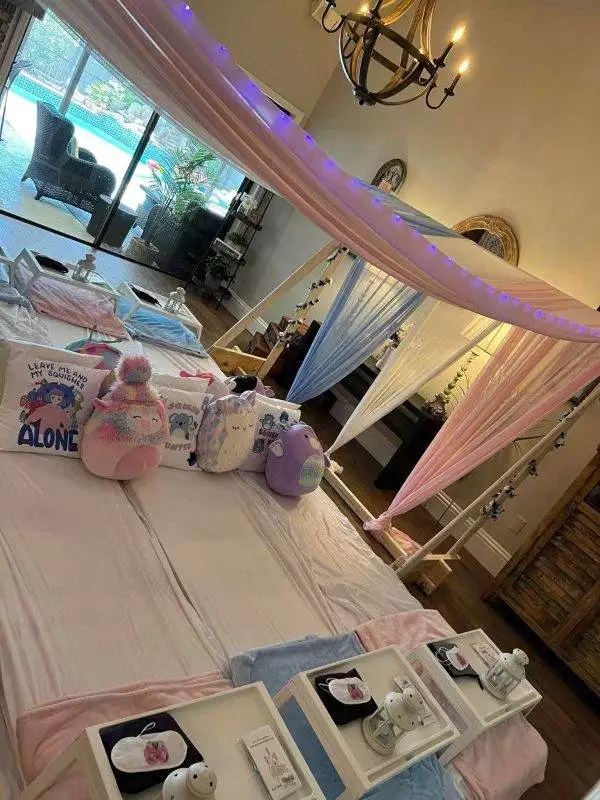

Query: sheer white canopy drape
327,300,500,455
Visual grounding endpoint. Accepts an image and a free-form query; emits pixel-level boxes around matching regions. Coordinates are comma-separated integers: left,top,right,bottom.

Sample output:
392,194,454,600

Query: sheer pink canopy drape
48,0,600,341
365,329,600,534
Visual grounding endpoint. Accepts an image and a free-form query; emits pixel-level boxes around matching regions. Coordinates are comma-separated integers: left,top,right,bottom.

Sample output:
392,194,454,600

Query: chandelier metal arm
321,0,343,33
321,0,467,109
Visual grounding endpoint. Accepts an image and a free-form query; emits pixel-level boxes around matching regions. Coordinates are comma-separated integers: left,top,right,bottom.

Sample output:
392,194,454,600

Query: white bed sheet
124,470,338,664
0,301,52,345
126,470,421,664
0,453,221,727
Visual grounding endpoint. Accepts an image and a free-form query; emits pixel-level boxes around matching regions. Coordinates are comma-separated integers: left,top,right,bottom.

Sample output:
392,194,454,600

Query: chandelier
319,0,470,108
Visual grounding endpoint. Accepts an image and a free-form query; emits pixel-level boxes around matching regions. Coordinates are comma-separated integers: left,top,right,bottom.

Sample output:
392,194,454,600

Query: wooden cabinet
484,449,600,695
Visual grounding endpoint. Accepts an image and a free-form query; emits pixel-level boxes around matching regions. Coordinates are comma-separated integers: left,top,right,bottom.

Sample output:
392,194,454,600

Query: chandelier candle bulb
447,59,470,93
438,24,466,66
452,24,466,43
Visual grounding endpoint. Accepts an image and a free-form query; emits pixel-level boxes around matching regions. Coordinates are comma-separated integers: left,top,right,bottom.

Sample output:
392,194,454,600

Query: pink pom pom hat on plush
81,355,168,480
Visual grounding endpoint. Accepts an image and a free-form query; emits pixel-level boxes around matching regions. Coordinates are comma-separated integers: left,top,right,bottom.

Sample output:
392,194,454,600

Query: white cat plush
196,393,256,473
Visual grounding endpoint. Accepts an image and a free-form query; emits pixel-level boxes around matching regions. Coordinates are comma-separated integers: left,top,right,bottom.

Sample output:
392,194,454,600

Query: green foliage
147,140,219,222
20,11,82,86
205,254,230,283
87,79,138,113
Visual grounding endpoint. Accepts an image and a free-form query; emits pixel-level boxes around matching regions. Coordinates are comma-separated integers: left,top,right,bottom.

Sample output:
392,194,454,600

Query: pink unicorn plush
81,355,168,480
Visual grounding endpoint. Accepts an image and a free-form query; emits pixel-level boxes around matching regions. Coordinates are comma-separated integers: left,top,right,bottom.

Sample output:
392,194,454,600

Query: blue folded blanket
117,298,208,357
231,634,461,800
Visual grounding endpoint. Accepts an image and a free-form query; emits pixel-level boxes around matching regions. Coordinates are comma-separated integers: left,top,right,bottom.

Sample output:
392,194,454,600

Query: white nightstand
20,683,325,800
408,628,542,765
273,645,458,800
117,282,203,341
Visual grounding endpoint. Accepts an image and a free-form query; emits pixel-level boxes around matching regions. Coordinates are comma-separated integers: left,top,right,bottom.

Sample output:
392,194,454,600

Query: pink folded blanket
356,611,547,800
16,265,128,338
17,671,231,800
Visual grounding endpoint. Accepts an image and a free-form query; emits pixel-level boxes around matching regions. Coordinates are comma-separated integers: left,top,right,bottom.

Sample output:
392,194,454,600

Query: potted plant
202,253,230,294
126,142,218,264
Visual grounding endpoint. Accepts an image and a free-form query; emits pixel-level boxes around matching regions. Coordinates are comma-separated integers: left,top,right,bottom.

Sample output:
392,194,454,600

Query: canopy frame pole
210,240,339,351
392,382,600,578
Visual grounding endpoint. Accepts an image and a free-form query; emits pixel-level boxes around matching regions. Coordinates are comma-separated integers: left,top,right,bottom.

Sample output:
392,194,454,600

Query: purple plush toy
265,423,329,496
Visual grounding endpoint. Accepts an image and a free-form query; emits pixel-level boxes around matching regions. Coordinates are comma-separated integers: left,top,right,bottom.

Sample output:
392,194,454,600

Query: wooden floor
2,213,599,799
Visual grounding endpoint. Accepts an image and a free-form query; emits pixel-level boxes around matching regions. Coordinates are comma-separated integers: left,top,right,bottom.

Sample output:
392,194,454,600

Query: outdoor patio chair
141,202,221,278
21,101,117,214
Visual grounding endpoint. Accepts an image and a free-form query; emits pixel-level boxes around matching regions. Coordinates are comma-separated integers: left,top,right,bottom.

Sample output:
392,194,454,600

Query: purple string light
349,177,361,189
392,214,403,224
443,257,453,267
304,132,314,146
427,243,437,254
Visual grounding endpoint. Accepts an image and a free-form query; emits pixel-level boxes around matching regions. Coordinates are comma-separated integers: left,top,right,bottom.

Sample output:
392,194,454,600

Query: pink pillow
22,271,127,338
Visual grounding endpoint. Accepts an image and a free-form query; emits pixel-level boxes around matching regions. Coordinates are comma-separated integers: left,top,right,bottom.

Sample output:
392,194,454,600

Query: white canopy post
257,246,348,379
210,240,338,351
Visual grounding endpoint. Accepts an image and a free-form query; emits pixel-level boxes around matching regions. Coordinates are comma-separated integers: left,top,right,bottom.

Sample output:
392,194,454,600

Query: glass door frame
91,109,160,247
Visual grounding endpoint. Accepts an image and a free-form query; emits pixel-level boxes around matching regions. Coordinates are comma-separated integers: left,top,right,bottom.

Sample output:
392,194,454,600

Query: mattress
0,311,422,795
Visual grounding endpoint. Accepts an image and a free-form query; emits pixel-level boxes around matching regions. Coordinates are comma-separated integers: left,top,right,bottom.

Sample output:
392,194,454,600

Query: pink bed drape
365,329,600,533
48,0,600,341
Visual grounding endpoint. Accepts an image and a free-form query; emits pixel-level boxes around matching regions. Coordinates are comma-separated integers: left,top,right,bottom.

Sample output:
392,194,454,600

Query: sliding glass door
0,8,247,276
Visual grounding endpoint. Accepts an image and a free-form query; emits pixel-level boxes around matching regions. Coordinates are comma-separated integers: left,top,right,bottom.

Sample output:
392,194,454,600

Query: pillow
180,370,229,399
265,423,328,496
196,393,256,473
153,380,209,470
153,372,210,394
0,261,9,284
239,394,301,473
117,299,208,357
0,341,108,458
67,136,79,158
0,339,103,400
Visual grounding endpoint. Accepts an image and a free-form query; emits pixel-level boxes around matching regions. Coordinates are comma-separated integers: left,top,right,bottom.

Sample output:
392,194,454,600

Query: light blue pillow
117,298,207,357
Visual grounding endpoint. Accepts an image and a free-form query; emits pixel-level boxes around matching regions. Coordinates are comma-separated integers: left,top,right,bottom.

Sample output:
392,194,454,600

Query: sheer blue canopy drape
287,256,424,404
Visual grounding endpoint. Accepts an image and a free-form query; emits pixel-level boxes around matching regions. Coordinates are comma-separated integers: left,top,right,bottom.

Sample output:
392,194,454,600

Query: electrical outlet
509,515,527,535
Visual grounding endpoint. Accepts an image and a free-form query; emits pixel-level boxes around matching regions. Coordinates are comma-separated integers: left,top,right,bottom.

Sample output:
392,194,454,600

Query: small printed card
471,638,499,667
241,725,301,800
394,676,436,726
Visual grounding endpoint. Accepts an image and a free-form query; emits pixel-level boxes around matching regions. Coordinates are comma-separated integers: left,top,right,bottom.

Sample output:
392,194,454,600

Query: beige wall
190,0,337,117
234,0,600,555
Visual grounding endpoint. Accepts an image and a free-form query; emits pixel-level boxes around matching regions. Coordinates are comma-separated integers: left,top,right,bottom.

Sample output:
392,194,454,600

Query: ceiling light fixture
320,0,471,109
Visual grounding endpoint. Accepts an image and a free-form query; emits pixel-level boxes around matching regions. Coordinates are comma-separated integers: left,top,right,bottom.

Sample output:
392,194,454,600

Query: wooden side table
20,683,325,800
408,628,542,765
273,646,458,800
